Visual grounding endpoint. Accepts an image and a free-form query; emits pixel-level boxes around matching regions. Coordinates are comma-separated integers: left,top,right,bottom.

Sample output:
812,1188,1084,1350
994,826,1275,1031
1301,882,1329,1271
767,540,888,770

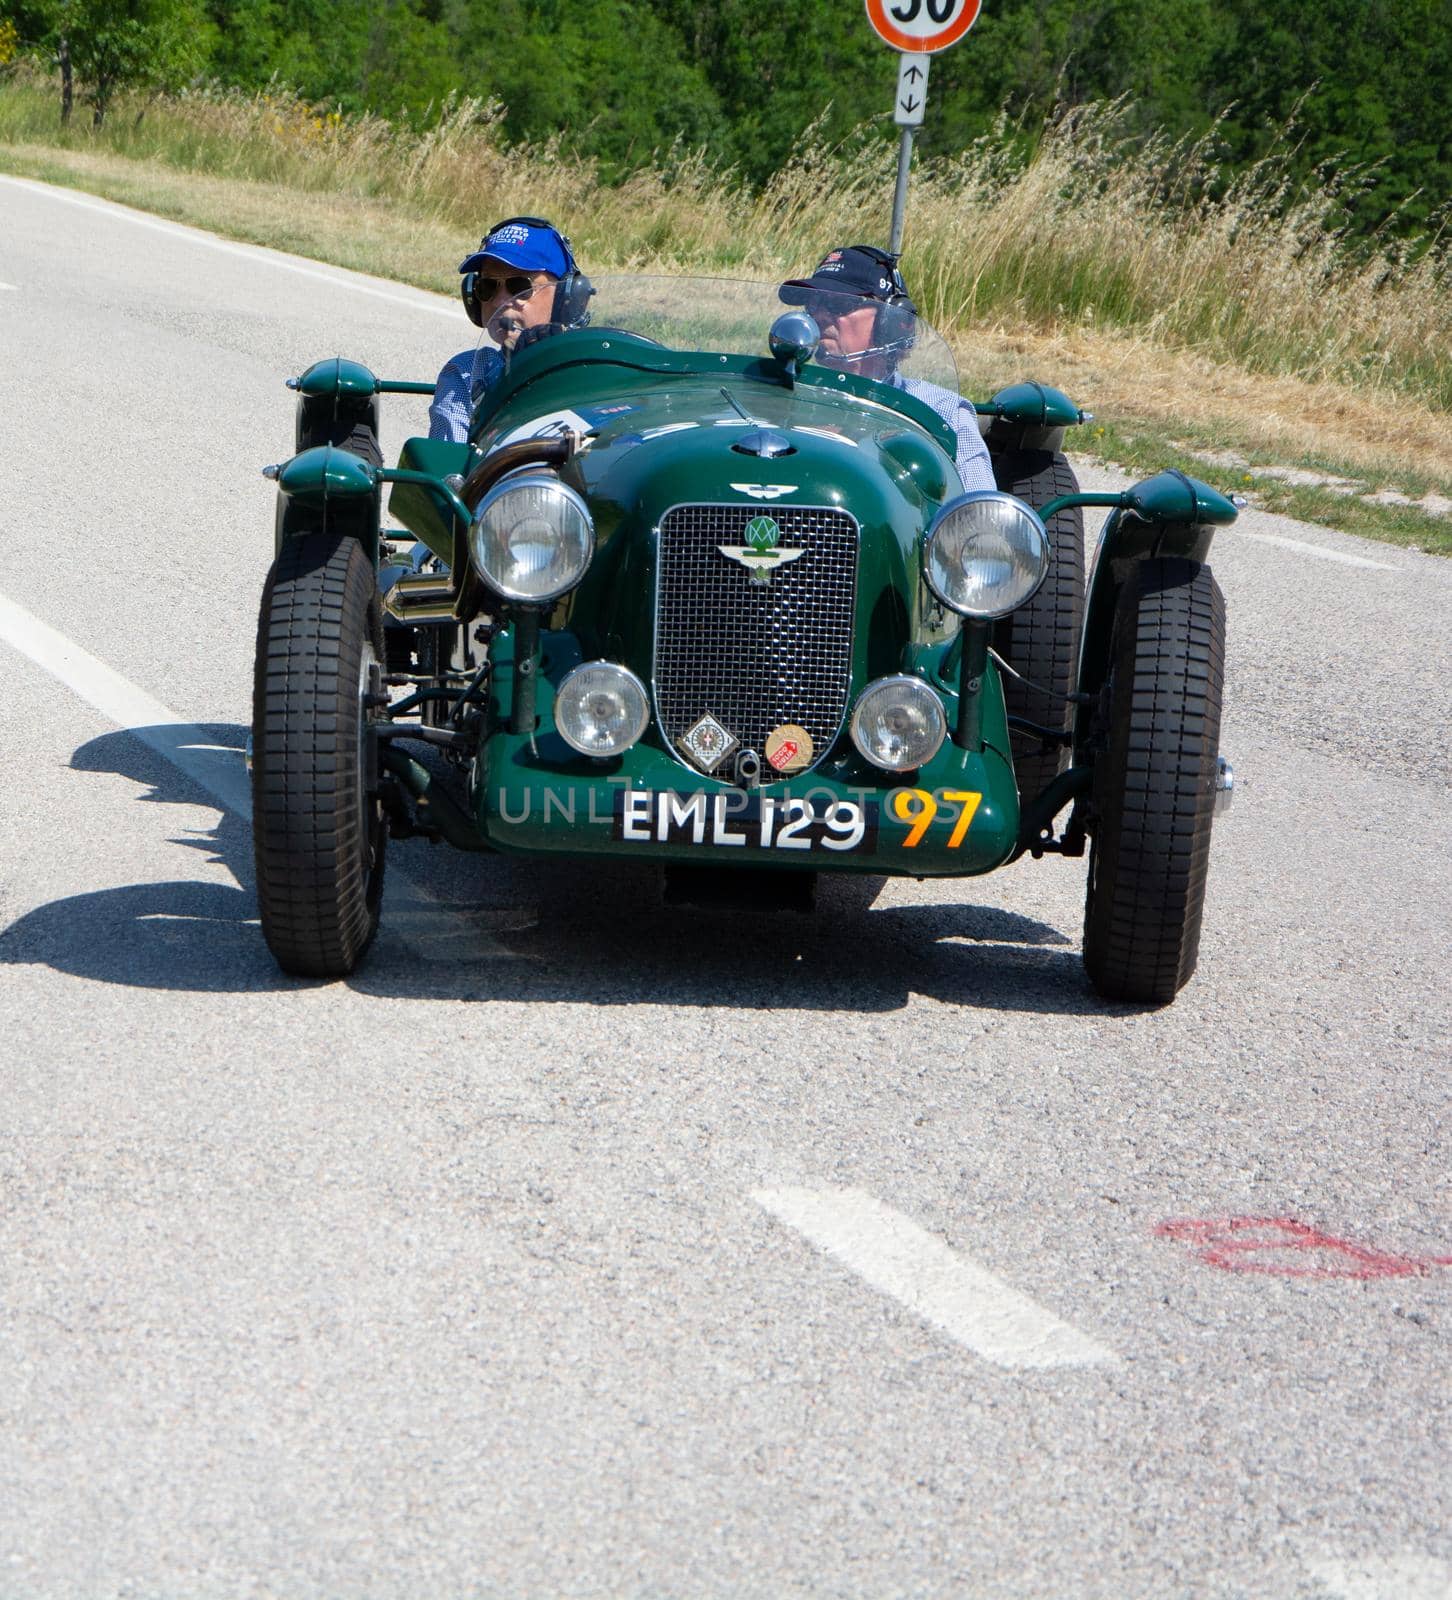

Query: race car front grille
653,503,859,772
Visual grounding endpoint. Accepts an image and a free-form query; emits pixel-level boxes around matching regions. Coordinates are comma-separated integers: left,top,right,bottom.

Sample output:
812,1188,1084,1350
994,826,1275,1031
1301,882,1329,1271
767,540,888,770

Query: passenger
779,245,995,492
429,216,594,443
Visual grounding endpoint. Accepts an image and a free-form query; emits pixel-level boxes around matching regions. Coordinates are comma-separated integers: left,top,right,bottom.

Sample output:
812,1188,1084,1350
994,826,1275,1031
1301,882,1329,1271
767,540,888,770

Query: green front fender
1075,471,1238,746
271,443,382,564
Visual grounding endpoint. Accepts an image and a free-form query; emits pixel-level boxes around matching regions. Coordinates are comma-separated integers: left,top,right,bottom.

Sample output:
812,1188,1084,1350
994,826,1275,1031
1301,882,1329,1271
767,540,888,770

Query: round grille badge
765,724,814,774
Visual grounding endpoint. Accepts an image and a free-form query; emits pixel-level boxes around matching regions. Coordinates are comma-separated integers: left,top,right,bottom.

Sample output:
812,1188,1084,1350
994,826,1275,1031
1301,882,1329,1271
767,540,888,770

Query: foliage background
2,0,1450,239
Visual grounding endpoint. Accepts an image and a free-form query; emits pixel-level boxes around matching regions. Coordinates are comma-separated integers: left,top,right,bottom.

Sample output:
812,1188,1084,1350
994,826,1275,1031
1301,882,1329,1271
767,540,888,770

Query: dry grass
953,325,1452,483
1,75,1447,402
2,68,1448,486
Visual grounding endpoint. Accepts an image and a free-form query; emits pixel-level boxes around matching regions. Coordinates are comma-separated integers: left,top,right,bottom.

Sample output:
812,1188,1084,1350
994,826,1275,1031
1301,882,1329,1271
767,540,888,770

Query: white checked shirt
897,375,996,492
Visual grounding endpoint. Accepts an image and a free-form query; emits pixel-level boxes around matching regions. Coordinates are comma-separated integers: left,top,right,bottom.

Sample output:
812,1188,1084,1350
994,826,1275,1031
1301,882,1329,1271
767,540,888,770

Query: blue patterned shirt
428,346,504,443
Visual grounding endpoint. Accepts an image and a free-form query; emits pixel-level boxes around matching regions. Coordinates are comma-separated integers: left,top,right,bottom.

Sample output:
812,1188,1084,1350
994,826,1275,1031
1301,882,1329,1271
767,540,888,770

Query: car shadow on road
0,725,1128,1016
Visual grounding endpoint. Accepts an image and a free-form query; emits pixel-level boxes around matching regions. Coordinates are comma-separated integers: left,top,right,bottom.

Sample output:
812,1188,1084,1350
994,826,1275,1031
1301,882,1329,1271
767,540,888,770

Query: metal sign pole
867,0,979,258
887,52,928,259
888,126,915,258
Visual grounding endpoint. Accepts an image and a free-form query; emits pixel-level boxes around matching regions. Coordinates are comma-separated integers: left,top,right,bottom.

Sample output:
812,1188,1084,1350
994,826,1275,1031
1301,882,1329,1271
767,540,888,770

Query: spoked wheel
1082,556,1226,1004
251,531,388,977
993,450,1085,806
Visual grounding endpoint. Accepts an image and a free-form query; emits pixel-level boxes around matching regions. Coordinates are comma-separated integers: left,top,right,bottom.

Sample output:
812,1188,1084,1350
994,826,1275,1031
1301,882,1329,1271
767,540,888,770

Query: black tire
301,418,383,466
1082,557,1226,1004
252,532,387,977
993,450,1085,805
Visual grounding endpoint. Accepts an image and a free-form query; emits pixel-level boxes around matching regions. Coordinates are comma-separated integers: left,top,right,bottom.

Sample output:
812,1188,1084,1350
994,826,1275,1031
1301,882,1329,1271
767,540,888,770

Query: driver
428,216,594,443
779,245,995,492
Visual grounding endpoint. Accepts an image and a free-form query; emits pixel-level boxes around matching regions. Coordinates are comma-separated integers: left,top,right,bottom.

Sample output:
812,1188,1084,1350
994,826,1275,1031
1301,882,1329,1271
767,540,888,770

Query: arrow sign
893,51,930,126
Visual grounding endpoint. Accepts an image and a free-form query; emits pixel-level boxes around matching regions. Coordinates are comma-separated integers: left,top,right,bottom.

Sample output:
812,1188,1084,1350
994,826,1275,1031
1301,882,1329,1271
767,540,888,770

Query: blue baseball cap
459,219,573,277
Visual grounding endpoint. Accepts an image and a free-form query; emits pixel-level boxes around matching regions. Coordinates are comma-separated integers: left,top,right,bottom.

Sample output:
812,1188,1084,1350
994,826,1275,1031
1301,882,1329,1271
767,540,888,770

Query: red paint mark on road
1154,1216,1439,1280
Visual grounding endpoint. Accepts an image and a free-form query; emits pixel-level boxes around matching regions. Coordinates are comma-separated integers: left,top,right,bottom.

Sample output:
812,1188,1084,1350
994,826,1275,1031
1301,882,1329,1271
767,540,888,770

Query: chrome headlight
554,662,650,757
924,492,1049,620
850,675,946,773
470,474,594,604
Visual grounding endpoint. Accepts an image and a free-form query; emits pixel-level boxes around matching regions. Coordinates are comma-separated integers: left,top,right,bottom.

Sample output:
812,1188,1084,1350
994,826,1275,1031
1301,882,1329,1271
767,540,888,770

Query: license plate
612,789,876,855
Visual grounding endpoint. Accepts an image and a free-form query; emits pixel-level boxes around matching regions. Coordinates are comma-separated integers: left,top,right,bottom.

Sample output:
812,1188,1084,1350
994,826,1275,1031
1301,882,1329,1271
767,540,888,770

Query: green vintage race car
251,275,1235,1002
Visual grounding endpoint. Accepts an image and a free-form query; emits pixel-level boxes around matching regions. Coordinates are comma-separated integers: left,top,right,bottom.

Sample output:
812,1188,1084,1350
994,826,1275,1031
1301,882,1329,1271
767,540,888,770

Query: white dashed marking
1303,1555,1452,1598
0,587,521,964
754,1186,1118,1368
1232,528,1398,571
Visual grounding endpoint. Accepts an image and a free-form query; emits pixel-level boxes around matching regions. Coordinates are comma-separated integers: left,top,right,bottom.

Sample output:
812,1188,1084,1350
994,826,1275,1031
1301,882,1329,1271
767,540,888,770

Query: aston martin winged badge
718,515,804,586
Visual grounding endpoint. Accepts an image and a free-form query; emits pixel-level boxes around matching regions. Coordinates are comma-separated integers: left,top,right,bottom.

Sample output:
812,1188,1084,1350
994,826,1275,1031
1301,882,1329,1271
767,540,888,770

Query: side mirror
768,311,821,378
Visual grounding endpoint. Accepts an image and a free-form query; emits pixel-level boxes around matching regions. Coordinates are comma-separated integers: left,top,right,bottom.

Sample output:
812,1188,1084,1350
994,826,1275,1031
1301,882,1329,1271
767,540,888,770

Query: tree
35,0,211,126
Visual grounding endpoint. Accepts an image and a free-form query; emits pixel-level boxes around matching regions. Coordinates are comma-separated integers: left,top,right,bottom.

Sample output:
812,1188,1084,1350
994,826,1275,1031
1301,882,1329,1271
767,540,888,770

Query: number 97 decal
890,788,982,848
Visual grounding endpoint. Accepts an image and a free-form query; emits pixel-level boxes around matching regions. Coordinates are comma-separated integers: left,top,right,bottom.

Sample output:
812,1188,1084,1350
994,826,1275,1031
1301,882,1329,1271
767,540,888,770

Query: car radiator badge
680,713,739,773
730,483,798,500
717,515,805,586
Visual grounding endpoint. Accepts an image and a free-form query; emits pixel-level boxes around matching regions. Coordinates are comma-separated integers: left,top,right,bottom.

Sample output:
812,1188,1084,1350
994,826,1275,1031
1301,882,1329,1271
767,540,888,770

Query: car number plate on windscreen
612,790,877,854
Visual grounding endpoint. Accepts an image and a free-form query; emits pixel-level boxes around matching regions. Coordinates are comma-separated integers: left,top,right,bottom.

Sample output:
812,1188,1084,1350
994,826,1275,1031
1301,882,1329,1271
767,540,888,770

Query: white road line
0,175,457,319
1232,528,1398,571
0,280,19,291
1304,1555,1452,1599
0,589,254,817
0,587,523,964
753,1186,1118,1368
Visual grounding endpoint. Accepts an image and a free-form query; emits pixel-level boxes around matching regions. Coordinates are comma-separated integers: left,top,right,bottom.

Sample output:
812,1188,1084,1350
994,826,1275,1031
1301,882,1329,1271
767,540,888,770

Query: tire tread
993,451,1086,803
1082,557,1226,1003
251,532,386,977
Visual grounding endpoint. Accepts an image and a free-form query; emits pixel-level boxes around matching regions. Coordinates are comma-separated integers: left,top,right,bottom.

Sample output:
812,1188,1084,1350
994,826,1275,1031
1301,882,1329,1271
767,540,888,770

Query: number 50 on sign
865,0,981,53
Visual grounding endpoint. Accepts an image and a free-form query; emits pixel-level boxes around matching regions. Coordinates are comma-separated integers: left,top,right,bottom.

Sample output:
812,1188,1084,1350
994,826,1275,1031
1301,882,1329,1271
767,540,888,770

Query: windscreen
475,273,960,400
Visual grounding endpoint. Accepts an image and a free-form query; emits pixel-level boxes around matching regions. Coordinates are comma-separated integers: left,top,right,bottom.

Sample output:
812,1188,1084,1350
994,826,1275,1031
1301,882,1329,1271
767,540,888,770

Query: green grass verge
1085,420,1451,555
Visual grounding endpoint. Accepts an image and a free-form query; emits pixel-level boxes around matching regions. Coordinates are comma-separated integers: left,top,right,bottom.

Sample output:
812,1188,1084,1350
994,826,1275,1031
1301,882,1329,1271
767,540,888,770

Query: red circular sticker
765,724,814,774
864,0,981,53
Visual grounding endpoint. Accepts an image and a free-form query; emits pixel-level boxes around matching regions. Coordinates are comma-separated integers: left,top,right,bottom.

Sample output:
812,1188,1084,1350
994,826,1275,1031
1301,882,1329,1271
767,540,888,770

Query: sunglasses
803,294,870,323
478,273,539,301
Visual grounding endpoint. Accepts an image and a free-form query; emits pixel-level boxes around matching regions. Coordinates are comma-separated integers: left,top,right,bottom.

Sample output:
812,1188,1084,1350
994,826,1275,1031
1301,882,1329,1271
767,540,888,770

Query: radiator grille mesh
654,503,859,771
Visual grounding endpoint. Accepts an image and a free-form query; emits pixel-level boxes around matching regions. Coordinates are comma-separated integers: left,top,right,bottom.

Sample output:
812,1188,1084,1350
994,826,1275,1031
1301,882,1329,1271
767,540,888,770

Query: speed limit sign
864,0,981,53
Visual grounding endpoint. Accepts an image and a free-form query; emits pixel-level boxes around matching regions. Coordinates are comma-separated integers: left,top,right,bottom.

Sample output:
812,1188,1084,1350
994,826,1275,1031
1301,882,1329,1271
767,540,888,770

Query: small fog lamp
850,675,947,773
554,662,650,758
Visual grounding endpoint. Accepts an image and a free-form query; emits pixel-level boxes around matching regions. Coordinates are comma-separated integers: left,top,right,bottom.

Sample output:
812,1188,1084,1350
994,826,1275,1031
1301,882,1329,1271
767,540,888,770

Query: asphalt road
1,176,1449,1600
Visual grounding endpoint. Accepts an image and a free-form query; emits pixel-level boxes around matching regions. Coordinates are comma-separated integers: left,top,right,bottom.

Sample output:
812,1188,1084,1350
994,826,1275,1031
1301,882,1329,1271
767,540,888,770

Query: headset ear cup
551,271,595,328
461,272,485,328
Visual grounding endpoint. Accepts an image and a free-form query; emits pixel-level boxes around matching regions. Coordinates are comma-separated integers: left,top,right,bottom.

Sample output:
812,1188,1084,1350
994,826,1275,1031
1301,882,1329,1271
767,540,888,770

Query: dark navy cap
779,245,913,307
459,219,573,277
